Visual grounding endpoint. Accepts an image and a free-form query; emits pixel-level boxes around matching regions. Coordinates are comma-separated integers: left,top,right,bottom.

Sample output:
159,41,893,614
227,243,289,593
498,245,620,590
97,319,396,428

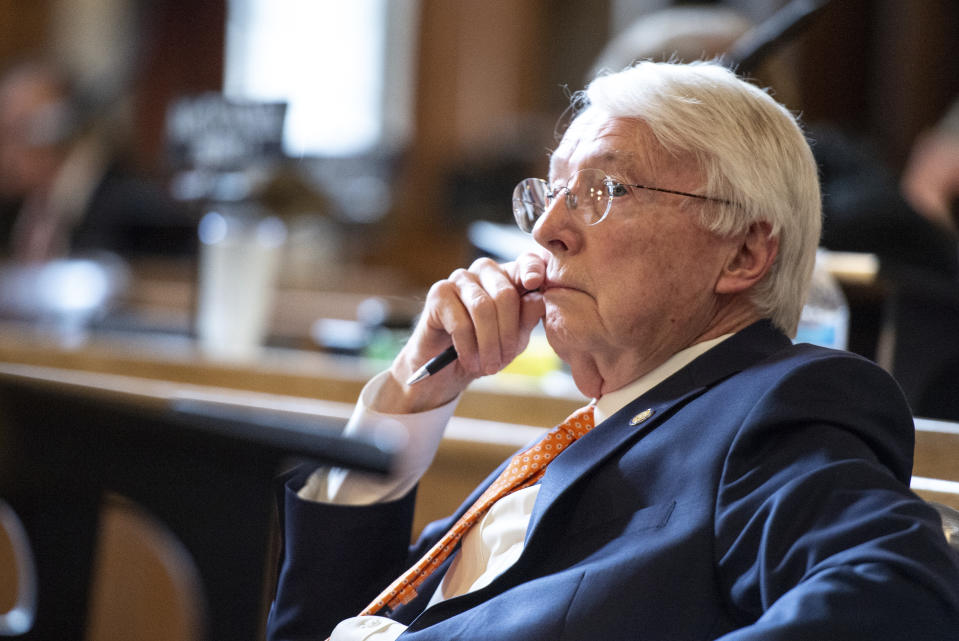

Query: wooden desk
912,417,959,510
0,321,585,427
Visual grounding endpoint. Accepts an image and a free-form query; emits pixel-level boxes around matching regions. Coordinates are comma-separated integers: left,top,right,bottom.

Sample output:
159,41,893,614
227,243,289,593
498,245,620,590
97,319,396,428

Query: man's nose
532,192,578,254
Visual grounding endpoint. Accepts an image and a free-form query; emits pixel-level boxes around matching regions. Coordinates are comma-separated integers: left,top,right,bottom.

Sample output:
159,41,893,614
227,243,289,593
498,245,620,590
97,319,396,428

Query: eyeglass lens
511,169,611,233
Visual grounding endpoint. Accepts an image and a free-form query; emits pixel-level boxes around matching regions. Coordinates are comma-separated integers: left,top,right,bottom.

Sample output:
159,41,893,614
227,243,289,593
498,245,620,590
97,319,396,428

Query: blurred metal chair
85,495,205,641
930,502,959,553
0,495,204,640
0,499,37,636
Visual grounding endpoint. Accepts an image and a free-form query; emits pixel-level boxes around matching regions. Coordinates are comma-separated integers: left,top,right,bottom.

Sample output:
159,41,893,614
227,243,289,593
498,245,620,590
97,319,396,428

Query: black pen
406,288,541,386
406,344,458,385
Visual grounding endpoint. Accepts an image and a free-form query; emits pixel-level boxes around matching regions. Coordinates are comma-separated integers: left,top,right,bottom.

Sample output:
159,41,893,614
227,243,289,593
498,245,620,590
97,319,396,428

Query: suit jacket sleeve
713,352,959,640
266,467,418,639
266,461,510,639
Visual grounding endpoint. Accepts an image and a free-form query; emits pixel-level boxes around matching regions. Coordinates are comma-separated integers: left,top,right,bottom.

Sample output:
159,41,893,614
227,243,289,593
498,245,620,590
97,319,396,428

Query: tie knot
559,404,595,439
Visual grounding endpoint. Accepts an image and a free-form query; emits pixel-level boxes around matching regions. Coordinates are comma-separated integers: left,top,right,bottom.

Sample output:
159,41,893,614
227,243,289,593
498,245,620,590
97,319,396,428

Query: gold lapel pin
629,408,655,426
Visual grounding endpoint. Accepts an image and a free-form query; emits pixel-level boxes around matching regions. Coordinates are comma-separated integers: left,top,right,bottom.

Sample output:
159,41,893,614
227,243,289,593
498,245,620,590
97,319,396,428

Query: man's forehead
549,112,655,179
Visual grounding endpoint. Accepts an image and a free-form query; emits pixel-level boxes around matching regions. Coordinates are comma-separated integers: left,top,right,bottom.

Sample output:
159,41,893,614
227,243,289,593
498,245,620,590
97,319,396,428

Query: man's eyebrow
549,150,641,181
593,150,641,176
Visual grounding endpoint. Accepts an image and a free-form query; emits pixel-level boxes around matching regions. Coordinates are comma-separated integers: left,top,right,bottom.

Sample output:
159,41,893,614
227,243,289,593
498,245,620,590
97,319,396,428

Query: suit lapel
525,376,702,539
526,319,791,541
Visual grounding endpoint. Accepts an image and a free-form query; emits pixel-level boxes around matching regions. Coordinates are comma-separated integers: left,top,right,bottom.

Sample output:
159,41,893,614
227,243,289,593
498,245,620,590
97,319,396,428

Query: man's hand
372,254,547,414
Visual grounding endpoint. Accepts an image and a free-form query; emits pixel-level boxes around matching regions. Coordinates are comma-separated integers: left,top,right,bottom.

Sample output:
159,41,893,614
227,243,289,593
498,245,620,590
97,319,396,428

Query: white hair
580,60,821,336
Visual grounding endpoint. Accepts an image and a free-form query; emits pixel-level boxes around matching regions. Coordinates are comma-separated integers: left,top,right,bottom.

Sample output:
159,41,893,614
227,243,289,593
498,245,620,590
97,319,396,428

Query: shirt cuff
330,616,407,641
297,370,459,505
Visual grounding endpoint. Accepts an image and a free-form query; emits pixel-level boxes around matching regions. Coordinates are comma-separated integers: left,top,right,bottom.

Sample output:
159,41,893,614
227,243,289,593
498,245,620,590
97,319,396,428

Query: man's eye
607,182,630,198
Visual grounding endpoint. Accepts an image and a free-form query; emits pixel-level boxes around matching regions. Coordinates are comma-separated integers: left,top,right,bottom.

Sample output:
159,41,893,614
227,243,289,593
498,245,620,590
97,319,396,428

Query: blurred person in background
901,99,959,233
0,58,194,264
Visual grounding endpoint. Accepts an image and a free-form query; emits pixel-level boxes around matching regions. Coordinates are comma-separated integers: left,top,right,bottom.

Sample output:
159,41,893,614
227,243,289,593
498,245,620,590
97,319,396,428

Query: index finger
513,251,547,293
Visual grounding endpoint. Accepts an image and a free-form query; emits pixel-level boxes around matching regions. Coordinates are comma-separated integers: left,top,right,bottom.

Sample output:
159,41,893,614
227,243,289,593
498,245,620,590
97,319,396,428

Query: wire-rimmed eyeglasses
511,168,731,233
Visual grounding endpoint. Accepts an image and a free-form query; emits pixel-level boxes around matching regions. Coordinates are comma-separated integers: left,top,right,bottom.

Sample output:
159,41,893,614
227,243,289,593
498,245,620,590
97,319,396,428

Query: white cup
196,207,286,361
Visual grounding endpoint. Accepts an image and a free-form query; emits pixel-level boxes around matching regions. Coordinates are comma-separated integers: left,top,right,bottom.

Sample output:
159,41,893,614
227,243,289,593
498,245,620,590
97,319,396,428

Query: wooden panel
913,487,959,512
913,418,959,483
872,0,959,169
372,0,552,284
911,418,959,511
0,518,16,614
131,0,226,171
0,1,51,65
85,497,204,641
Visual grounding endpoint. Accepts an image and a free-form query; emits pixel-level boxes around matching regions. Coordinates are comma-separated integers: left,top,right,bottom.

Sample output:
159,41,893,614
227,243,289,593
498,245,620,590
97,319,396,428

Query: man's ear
715,221,779,295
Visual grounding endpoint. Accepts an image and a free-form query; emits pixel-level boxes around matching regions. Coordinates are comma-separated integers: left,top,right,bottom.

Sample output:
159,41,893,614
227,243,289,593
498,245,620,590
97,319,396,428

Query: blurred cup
196,205,286,361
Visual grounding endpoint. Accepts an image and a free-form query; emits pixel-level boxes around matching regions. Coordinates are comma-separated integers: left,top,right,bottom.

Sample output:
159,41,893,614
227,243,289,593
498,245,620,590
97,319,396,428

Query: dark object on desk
0,163,197,259
0,163,198,262
0,368,392,640
73,163,198,258
881,267,959,422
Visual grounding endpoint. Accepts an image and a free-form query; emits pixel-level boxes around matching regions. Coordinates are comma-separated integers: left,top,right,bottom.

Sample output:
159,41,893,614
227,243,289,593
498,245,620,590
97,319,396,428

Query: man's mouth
542,279,585,295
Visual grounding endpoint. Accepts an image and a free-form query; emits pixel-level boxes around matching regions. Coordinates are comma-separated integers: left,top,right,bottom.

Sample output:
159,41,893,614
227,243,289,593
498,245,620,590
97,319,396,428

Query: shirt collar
593,333,733,424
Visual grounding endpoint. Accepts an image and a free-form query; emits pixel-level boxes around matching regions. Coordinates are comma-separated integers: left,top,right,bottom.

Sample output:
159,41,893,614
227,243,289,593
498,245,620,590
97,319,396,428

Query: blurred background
1,2,959,639
0,0,956,404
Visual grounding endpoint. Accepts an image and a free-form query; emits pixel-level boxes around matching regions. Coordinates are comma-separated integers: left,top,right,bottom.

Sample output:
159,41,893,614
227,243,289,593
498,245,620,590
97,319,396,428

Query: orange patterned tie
359,404,596,615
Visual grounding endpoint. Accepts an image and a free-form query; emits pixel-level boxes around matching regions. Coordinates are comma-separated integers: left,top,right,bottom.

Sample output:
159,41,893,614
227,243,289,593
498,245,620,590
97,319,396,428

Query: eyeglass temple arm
628,183,733,206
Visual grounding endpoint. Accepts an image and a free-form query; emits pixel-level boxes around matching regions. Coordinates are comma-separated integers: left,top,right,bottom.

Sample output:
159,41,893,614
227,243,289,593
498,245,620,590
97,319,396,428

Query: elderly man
267,62,959,640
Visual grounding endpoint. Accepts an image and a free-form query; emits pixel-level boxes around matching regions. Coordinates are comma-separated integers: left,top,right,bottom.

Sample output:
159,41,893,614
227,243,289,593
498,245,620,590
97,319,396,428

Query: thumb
515,251,547,293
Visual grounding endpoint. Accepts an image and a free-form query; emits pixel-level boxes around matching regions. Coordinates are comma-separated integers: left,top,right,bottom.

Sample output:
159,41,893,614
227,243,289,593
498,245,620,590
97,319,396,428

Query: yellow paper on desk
499,333,561,379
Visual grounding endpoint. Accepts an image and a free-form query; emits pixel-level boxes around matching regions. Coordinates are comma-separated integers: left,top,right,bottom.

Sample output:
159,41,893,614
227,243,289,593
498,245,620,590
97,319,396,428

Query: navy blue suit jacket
268,320,959,640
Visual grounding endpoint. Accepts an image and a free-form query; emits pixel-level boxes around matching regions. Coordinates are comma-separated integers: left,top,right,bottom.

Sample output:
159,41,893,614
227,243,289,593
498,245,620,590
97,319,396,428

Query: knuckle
428,279,456,299
465,289,494,313
469,257,498,271
490,285,517,305
448,268,471,284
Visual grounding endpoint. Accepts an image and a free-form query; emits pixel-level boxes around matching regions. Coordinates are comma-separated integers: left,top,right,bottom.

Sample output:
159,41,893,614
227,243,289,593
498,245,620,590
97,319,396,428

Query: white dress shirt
303,335,731,641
